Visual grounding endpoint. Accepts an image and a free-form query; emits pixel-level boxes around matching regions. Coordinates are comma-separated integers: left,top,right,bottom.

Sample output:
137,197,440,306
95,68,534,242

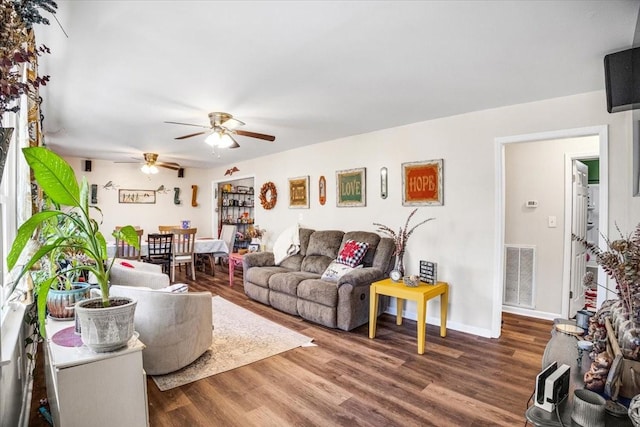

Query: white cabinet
44,320,149,427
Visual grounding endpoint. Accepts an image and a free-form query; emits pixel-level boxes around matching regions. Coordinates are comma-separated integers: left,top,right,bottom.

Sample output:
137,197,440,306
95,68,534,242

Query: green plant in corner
6,146,140,334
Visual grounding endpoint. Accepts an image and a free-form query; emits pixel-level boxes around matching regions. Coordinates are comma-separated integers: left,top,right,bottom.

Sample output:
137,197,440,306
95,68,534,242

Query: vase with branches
373,209,434,277
573,223,640,361
574,224,640,324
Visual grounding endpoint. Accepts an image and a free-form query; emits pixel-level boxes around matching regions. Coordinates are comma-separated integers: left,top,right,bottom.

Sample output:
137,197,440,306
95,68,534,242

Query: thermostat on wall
526,200,538,208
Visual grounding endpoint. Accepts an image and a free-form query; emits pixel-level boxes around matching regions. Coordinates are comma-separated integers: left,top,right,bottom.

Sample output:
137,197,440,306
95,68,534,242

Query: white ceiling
34,1,639,169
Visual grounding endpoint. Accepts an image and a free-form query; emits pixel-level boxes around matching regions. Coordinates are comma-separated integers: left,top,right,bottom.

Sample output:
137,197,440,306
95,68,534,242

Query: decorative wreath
259,181,277,210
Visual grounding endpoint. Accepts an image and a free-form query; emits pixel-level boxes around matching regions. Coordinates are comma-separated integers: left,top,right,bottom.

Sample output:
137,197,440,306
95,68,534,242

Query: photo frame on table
288,175,310,208
248,243,260,253
402,159,443,206
118,189,156,204
336,167,366,207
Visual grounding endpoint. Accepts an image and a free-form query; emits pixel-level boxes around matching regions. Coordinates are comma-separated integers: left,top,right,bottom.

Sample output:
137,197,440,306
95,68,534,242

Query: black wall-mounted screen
604,47,640,113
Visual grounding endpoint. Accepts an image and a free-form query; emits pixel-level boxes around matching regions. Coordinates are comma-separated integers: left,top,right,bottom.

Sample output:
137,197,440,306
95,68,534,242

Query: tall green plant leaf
114,225,141,249
23,147,80,207
6,210,61,269
37,276,57,337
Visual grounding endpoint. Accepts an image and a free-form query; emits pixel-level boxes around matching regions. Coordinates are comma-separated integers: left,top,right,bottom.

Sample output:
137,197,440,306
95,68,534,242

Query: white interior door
569,160,589,317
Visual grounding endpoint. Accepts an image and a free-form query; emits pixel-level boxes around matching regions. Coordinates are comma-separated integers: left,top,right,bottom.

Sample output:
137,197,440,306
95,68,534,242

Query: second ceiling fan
166,112,276,149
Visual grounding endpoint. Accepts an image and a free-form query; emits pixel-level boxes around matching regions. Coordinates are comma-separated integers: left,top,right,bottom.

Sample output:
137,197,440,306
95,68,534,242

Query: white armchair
106,259,211,375
108,285,213,375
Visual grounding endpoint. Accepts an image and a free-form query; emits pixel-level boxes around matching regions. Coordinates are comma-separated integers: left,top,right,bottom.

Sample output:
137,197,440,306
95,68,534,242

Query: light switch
548,216,557,228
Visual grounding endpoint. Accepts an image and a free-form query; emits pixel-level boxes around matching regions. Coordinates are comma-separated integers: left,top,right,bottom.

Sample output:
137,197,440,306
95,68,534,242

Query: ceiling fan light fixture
205,131,235,148
204,131,221,147
141,164,159,174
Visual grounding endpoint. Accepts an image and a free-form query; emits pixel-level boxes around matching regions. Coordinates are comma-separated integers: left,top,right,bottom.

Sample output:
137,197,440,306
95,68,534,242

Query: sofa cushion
306,230,344,258
245,265,293,288
341,232,381,267
269,271,319,295
279,253,304,270
336,239,369,267
297,278,339,307
298,228,315,257
301,230,344,274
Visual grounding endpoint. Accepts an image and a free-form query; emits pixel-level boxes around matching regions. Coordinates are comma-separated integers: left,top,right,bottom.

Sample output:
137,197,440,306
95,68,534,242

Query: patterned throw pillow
321,260,362,282
336,240,369,268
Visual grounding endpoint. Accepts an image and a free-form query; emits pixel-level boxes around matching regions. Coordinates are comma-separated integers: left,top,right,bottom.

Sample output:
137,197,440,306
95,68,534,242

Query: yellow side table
369,278,448,354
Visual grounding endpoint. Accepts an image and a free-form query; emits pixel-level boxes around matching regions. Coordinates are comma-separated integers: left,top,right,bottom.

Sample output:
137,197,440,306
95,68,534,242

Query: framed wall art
336,167,366,207
319,175,327,205
402,159,443,206
288,175,310,208
118,189,156,204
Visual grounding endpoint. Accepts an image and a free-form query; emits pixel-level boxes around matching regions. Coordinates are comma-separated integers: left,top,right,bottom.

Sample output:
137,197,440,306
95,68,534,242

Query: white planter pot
75,296,137,353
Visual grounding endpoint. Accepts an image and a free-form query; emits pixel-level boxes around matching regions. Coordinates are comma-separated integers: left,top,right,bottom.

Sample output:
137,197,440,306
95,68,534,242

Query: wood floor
29,266,553,426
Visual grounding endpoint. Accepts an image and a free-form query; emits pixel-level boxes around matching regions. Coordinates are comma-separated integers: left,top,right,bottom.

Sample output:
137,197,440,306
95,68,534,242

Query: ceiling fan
117,153,181,174
165,112,276,149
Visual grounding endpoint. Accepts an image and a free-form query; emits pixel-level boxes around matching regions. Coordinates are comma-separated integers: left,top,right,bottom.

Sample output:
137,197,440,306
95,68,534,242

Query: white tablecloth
107,238,228,258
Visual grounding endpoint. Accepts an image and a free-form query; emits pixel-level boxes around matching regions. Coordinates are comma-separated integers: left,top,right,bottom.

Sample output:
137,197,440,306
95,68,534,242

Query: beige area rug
152,296,315,391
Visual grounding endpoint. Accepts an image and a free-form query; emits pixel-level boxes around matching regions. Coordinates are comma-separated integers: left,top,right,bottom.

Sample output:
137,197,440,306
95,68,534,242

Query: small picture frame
402,159,443,206
319,175,327,205
419,260,438,284
248,243,260,253
288,175,310,208
336,167,366,207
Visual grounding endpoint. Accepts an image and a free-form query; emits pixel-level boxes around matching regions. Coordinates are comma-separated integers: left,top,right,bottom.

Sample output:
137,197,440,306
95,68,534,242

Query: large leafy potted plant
7,146,141,352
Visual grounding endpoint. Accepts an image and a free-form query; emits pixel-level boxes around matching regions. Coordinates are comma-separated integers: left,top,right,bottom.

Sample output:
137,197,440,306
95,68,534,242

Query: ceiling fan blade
228,134,240,149
234,129,275,141
175,131,206,140
223,117,245,130
164,121,210,129
158,163,180,171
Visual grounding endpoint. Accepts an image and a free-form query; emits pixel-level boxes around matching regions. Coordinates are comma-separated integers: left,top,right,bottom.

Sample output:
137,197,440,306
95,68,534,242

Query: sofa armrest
243,252,275,269
337,267,385,288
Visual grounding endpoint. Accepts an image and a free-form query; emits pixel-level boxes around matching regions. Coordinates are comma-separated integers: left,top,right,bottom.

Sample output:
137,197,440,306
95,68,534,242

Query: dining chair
114,228,144,260
197,224,236,276
158,225,179,234
171,227,197,281
143,233,173,274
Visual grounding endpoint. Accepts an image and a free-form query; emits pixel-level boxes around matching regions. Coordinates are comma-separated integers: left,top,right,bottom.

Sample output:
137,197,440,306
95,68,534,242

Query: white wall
62,158,216,239
504,136,599,314
61,90,635,338
206,91,633,338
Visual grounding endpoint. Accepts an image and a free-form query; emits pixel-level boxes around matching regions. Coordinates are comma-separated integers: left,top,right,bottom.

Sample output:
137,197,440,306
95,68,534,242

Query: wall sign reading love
336,167,366,207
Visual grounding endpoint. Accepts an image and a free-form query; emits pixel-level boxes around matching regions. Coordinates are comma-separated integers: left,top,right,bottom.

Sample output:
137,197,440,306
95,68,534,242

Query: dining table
107,237,228,258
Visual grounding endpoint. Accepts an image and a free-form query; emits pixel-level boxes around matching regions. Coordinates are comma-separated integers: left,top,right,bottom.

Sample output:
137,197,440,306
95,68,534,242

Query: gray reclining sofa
243,228,395,331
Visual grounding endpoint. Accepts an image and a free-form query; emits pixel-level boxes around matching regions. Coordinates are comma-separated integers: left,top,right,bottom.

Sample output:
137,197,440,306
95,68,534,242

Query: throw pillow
336,240,369,268
321,260,362,282
273,223,301,265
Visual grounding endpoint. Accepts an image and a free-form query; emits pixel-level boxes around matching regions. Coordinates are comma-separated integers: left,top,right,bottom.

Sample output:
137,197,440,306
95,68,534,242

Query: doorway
493,126,609,338
212,176,255,253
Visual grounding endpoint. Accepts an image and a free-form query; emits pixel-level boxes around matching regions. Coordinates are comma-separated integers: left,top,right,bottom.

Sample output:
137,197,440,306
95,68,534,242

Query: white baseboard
501,305,561,321
383,301,493,339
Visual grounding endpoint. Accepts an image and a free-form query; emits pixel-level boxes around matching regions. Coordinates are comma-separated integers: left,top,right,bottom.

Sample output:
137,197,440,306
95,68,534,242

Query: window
0,106,31,323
